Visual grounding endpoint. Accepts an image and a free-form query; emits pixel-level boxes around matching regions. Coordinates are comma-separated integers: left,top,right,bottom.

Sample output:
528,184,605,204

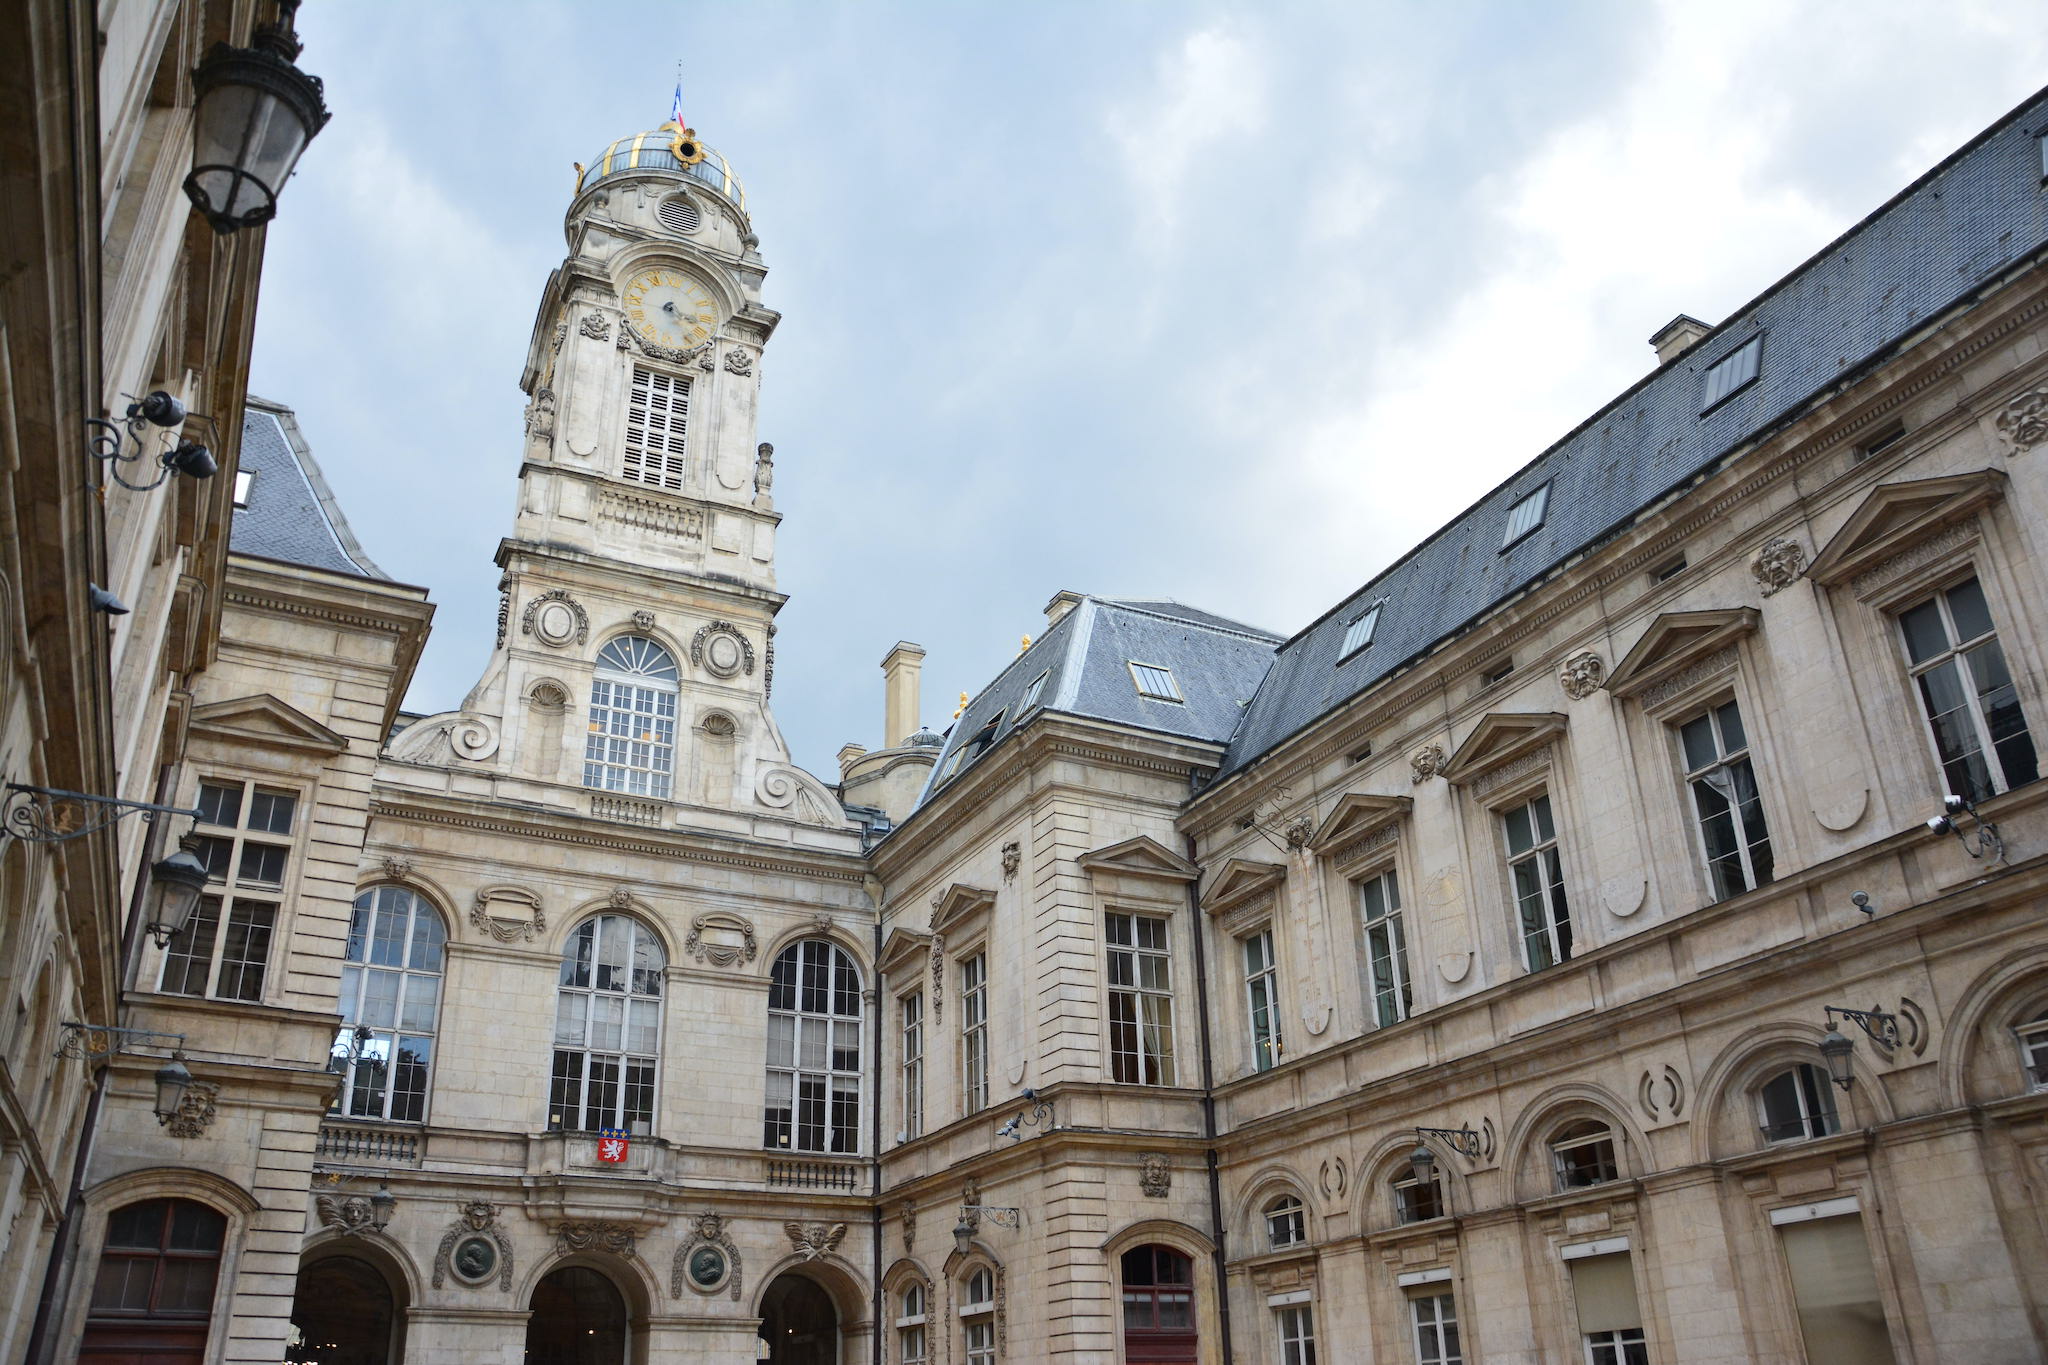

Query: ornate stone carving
961,1178,981,1229
471,886,546,943
313,1192,387,1234
434,1201,514,1291
608,886,636,909
1559,651,1606,700
672,1213,743,1300
764,623,776,700
599,488,704,541
1751,536,1807,596
631,609,656,632
723,347,754,376
523,386,555,440
522,589,589,648
930,935,944,1023
555,1222,637,1258
1636,644,1739,710
529,680,569,712
1409,743,1446,784
690,621,756,678
1471,750,1548,798
1139,1153,1171,1198
1849,522,1975,598
495,585,511,648
619,323,709,368
699,347,717,372
579,312,611,341
1636,1064,1686,1121
756,767,839,825
380,856,413,883
1994,385,2048,452
162,1081,218,1138
1000,841,1021,880
551,322,568,353
783,1221,846,1261
684,911,758,967
900,1199,916,1251
1328,822,1400,871
387,711,499,764
753,443,774,503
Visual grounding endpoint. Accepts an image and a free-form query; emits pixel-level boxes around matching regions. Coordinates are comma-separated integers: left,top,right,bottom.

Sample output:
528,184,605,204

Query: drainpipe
1185,831,1234,1365
871,891,885,1365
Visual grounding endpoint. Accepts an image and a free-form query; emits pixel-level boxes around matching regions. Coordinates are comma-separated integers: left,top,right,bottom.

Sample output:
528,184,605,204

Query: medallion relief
684,911,758,967
434,1202,514,1291
690,621,756,678
522,589,590,648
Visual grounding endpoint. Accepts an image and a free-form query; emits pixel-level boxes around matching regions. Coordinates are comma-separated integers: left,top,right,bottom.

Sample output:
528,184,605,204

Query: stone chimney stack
1649,314,1713,366
1044,590,1085,629
880,642,925,748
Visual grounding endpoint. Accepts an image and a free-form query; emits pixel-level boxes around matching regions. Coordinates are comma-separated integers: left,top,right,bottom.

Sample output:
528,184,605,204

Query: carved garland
433,1201,514,1292
579,312,611,341
555,1222,637,1258
471,887,547,943
690,621,756,678
929,934,944,1023
521,589,590,647
683,911,759,967
619,322,714,370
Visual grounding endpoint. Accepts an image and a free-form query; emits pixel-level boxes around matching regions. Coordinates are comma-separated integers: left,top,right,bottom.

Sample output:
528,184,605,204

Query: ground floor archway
524,1265,629,1365
760,1271,840,1365
288,1253,400,1365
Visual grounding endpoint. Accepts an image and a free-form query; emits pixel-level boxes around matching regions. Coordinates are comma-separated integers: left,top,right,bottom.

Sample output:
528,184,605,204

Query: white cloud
1106,23,1271,245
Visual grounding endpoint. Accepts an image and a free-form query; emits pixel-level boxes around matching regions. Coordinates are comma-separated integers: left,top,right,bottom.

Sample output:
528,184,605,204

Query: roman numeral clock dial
622,269,716,350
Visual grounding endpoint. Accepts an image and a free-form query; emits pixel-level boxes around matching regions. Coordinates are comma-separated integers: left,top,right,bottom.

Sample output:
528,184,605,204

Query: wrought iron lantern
145,847,212,947
183,0,330,233
153,1053,195,1124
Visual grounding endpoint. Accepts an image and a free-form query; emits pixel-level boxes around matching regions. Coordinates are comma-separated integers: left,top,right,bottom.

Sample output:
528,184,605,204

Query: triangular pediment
1808,470,2005,586
1198,858,1286,914
1076,835,1198,883
929,883,997,937
1305,793,1412,853
1438,712,1567,785
878,926,934,976
1605,608,1759,699
190,694,348,754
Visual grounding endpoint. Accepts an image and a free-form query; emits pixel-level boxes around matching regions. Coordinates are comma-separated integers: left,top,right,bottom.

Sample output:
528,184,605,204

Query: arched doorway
759,1271,839,1365
288,1254,399,1364
1121,1244,1197,1363
524,1266,628,1365
78,1198,227,1364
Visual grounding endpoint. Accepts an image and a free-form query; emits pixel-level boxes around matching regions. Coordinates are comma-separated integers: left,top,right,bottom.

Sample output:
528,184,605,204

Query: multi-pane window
86,1199,226,1327
1758,1063,1839,1143
961,953,988,1115
1243,930,1281,1072
1549,1120,1619,1190
901,991,925,1140
622,365,689,491
1409,1290,1463,1365
1022,670,1050,711
2016,1010,2048,1091
1504,793,1572,972
583,636,680,799
329,886,445,1123
1897,576,2038,802
1393,1171,1444,1224
550,915,663,1133
1340,604,1382,658
1120,1246,1196,1358
765,940,863,1154
1571,1253,1648,1365
1586,1329,1649,1365
962,1268,996,1365
1277,1304,1317,1365
1502,484,1549,547
1701,332,1763,409
1107,913,1175,1086
1359,869,1412,1027
1264,1195,1306,1248
1129,662,1182,702
1679,699,1774,901
161,779,294,1002
897,1282,929,1365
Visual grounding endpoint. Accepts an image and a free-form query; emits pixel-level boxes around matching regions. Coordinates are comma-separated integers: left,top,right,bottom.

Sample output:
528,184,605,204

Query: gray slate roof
917,597,1279,804
233,397,387,579
1218,83,2048,779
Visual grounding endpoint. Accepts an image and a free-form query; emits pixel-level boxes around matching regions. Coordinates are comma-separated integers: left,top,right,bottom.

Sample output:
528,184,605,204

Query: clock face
623,269,716,350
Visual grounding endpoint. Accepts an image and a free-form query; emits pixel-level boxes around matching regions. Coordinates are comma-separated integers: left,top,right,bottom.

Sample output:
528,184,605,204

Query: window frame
1357,866,1412,1028
1241,927,1281,1073
2016,1011,2048,1092
159,776,300,1004
900,989,925,1140
1275,1301,1317,1365
1263,1194,1307,1249
764,939,864,1155
1676,697,1775,902
896,1281,929,1365
960,951,989,1116
1501,484,1550,550
1892,573,2038,803
1548,1120,1620,1191
329,884,447,1125
1392,1169,1445,1225
1756,1062,1840,1144
1128,660,1184,703
1407,1288,1464,1365
549,913,665,1136
582,635,682,800
1700,332,1764,412
1501,790,1573,974
1340,603,1383,659
960,1266,997,1365
1584,1327,1649,1365
622,362,692,491
1105,911,1175,1086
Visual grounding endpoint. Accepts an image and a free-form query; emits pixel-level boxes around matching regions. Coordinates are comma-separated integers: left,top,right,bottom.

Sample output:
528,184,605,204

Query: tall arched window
330,885,446,1123
79,1198,227,1360
765,940,862,1153
583,636,680,799
551,915,664,1133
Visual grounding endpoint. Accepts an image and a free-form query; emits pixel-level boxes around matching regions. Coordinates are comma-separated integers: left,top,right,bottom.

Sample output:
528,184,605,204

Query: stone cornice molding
1807,468,2007,589
1604,608,1760,701
1438,713,1568,786
877,926,933,980
1077,835,1198,884
929,883,997,938
1305,793,1411,854
1199,858,1287,916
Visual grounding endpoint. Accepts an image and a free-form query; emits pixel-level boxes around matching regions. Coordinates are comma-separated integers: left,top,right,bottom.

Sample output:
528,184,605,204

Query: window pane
1945,576,1992,642
196,782,241,828
1898,598,1950,664
1680,714,1718,771
246,789,296,835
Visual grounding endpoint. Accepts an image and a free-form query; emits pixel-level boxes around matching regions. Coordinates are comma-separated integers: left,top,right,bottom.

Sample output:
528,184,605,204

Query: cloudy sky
251,0,2048,779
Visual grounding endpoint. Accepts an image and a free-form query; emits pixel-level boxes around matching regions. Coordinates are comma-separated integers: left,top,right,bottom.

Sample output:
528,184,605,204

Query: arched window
2016,1009,2048,1091
583,636,680,799
1121,1245,1196,1362
1549,1119,1619,1190
330,885,445,1123
1758,1063,1839,1143
896,1281,929,1365
550,915,663,1133
1392,1168,1443,1224
765,940,863,1153
1263,1194,1306,1249
80,1199,227,1360
962,1267,997,1365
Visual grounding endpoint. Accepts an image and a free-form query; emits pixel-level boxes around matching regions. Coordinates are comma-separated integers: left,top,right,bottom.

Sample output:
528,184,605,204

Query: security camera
1927,815,1953,836
128,390,186,428
1020,1087,1037,1101
1943,793,1968,814
1850,891,1874,917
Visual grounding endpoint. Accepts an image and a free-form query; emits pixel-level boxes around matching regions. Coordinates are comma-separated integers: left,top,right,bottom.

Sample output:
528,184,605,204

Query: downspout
1185,830,1234,1365
871,886,885,1365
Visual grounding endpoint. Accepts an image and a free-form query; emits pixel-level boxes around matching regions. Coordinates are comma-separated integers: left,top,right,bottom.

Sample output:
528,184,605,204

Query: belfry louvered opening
623,366,690,491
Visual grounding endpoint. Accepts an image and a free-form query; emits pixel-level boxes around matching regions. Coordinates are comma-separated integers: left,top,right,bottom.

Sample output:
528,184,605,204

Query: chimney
880,642,925,748
836,742,868,779
1043,590,1085,629
1649,314,1712,366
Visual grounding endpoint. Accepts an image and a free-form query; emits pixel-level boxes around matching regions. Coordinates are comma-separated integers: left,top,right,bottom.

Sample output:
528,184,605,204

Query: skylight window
1022,670,1050,710
1339,604,1382,659
232,470,254,508
1501,484,1549,549
1129,662,1182,702
1701,333,1763,411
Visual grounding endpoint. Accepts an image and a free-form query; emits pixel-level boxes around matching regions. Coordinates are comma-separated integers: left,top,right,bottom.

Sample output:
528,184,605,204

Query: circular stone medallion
535,601,576,645
705,633,743,676
686,1243,730,1293
451,1235,498,1285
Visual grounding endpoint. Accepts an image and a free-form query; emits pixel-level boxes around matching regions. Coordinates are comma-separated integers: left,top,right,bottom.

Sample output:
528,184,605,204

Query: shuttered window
623,366,690,491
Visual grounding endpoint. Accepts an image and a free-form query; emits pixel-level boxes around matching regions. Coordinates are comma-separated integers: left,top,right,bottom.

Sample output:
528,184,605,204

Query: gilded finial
573,161,584,186
953,691,969,719
1020,634,1032,654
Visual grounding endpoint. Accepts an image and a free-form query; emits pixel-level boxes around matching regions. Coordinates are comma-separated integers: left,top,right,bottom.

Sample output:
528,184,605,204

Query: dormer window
1339,604,1382,659
1701,333,1763,411
1022,670,1050,711
1502,485,1549,549
232,470,254,507
1129,662,1182,702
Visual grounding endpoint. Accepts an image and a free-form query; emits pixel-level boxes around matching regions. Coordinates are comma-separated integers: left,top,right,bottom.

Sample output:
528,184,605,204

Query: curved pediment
1808,469,2005,588
1605,608,1758,700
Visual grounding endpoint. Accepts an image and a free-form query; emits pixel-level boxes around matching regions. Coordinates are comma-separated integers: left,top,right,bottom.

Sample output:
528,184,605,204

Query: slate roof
1217,83,2048,780
233,397,388,579
916,596,1279,805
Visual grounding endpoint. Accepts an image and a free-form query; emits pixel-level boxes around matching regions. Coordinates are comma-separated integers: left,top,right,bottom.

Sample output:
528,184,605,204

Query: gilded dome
576,123,745,210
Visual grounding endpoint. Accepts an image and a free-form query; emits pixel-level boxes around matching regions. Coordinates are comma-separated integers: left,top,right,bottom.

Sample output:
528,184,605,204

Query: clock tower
386,116,851,840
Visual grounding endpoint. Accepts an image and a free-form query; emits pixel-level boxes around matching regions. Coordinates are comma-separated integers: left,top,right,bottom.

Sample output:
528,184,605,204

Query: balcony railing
317,1122,421,1166
591,794,664,826
766,1157,864,1192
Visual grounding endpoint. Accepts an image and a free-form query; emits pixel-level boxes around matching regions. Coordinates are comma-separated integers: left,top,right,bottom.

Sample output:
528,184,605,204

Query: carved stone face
462,1201,494,1231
